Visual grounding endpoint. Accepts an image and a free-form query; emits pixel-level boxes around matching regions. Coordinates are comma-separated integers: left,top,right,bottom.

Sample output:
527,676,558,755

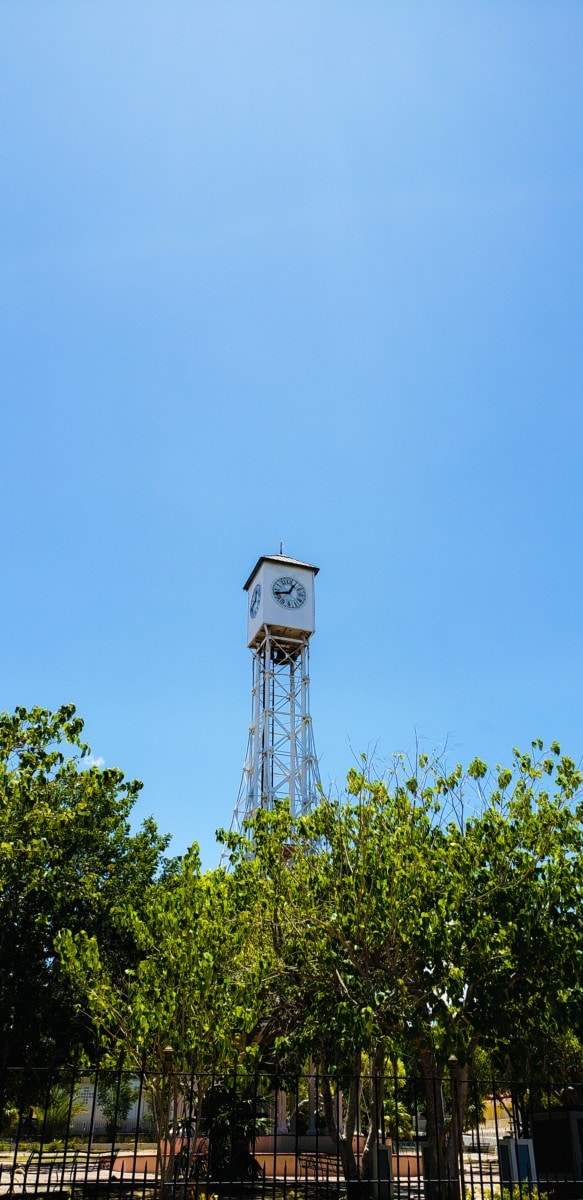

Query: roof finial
279,540,284,555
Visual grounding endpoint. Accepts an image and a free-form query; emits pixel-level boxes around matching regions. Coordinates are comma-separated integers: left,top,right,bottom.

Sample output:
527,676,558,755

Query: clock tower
229,551,321,836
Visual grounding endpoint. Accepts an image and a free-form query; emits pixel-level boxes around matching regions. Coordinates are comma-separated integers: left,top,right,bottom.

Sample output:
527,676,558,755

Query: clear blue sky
2,2,582,866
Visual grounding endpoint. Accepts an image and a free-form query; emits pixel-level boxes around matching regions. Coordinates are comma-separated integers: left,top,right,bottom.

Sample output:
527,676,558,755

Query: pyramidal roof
243,553,319,591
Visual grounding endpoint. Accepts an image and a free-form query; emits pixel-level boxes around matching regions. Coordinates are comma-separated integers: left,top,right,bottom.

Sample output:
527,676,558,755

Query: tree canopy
4,702,583,1184
220,742,583,1180
0,704,170,1108
220,743,583,1078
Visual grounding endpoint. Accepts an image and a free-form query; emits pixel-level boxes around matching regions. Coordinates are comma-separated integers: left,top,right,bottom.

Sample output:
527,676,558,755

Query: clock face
249,583,261,620
272,575,307,610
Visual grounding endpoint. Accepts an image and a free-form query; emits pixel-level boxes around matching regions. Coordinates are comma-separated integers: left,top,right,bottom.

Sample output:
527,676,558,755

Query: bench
298,1152,338,1177
1,1148,119,1192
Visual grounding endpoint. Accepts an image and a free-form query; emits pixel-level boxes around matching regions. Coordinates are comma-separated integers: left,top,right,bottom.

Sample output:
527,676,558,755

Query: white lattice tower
228,553,321,841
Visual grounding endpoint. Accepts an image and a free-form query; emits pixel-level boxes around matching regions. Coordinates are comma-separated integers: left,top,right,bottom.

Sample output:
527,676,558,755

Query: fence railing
1,1065,581,1198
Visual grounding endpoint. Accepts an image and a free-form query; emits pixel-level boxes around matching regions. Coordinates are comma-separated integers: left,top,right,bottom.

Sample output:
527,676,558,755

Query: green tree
58,847,269,1182
0,704,170,1122
96,1073,138,1140
225,742,583,1191
41,1082,85,1142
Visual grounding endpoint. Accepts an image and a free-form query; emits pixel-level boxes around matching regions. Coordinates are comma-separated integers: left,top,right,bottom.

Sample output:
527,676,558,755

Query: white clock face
272,575,307,610
249,583,261,619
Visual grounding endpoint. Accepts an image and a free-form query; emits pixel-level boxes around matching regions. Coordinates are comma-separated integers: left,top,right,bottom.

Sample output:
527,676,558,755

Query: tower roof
243,553,319,591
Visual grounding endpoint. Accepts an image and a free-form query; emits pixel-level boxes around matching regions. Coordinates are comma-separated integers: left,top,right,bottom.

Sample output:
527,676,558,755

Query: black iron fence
1,1065,581,1199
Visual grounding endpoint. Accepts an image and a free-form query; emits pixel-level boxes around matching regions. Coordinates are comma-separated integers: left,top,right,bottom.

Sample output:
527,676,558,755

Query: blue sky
2,2,582,866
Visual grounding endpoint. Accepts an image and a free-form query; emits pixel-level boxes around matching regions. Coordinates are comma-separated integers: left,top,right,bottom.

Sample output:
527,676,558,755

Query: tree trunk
150,1071,179,1190
419,1045,450,1200
0,1035,8,1134
445,1061,468,1200
361,1043,385,1178
320,1052,360,1182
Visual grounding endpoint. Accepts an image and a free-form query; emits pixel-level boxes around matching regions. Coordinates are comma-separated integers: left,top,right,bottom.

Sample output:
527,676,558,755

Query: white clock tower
229,551,321,835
